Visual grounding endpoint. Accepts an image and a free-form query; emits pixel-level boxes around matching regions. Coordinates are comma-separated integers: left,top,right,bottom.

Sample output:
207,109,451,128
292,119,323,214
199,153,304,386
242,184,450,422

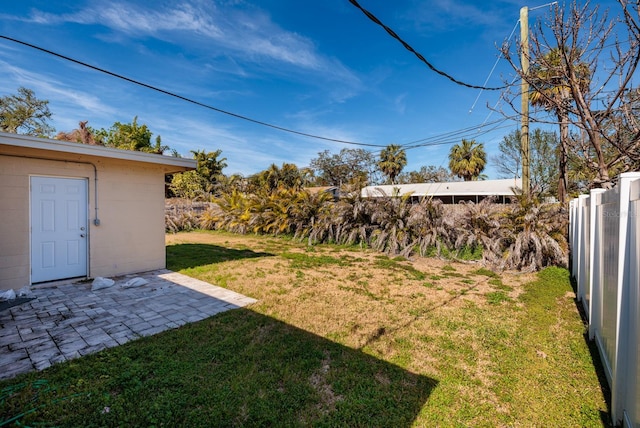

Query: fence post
588,188,605,340
569,198,576,275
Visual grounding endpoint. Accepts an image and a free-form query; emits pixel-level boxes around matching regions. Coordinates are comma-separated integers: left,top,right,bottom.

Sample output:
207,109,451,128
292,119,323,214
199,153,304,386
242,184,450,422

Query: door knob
80,234,86,238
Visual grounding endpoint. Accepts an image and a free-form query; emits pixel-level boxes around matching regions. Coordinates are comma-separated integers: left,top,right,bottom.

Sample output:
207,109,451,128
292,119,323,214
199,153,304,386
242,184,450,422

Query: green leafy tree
448,139,486,181
0,87,54,137
96,116,168,154
397,165,457,184
378,144,407,184
310,148,379,187
492,129,559,197
169,170,208,200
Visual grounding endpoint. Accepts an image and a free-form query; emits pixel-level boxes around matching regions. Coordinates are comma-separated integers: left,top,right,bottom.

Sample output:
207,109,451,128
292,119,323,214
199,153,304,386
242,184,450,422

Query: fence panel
573,195,591,315
596,187,621,384
570,172,640,426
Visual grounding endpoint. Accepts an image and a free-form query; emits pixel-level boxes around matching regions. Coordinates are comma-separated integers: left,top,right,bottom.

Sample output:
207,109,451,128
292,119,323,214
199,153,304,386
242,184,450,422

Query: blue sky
0,0,621,177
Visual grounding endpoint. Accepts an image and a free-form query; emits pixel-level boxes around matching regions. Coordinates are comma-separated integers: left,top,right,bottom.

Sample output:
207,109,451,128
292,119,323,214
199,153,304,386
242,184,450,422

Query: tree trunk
558,110,569,204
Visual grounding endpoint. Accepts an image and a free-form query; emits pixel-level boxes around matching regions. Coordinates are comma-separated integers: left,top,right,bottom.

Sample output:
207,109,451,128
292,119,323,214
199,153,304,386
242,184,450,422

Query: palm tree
369,194,414,256
213,189,252,234
254,163,305,192
191,149,227,192
378,144,407,184
290,189,333,244
529,47,590,204
452,197,504,267
448,139,486,181
503,192,568,271
407,197,451,256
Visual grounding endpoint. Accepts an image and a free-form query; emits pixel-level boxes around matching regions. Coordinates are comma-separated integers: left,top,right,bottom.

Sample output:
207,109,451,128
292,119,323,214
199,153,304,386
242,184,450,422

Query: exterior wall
90,158,166,279
0,145,170,290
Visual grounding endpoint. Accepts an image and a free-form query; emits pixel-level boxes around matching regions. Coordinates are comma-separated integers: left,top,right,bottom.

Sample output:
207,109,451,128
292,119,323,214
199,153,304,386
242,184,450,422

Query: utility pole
520,6,530,196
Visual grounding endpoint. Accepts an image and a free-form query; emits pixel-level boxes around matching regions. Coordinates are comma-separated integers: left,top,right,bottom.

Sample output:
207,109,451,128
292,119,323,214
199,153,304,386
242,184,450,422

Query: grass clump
374,257,426,280
488,278,514,292
281,252,351,269
472,267,500,278
486,291,511,305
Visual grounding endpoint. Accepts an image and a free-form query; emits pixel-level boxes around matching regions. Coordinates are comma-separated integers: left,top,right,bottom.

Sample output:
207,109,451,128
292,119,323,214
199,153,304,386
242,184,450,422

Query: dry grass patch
166,231,527,349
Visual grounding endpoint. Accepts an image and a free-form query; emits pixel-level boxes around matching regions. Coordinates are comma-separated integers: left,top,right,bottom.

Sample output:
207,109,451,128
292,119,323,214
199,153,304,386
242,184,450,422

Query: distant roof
305,186,338,194
361,179,522,198
0,131,195,172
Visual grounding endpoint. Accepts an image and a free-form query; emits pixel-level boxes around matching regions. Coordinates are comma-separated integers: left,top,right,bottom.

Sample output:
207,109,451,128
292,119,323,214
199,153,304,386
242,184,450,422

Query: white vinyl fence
569,172,640,427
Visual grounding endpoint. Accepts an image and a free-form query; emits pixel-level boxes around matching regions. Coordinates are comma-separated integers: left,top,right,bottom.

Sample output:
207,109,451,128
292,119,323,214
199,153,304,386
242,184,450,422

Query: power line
0,34,389,149
398,116,516,149
347,0,506,91
404,122,515,151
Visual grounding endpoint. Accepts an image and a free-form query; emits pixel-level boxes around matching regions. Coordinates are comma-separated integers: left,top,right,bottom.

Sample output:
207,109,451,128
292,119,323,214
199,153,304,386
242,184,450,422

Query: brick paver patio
0,270,257,380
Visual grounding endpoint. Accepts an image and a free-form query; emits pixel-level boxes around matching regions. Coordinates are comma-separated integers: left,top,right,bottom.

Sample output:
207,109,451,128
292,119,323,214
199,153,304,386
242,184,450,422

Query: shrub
212,190,253,234
165,188,570,272
369,195,415,256
169,170,208,200
451,197,506,267
502,193,568,271
407,197,451,257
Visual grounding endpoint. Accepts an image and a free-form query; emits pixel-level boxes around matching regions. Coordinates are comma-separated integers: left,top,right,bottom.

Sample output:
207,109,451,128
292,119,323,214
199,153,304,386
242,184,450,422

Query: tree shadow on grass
1,309,437,427
166,243,274,270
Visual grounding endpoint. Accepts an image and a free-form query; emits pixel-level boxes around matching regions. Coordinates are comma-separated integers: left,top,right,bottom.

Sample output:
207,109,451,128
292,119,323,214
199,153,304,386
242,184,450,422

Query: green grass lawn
0,231,609,427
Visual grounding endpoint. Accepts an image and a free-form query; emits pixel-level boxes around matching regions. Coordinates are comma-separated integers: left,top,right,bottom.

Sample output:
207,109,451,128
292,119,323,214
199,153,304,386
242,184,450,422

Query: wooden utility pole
520,6,530,195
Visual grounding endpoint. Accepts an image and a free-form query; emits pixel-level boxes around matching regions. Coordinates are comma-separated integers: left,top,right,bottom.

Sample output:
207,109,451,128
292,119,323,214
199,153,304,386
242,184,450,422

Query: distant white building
361,178,522,204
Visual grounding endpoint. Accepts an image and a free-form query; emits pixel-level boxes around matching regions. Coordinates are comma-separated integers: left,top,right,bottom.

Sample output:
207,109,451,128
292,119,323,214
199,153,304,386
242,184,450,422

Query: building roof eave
0,131,196,171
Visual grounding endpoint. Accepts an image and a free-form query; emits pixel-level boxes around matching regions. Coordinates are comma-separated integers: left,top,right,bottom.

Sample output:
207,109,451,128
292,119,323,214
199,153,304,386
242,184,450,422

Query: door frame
29,175,90,284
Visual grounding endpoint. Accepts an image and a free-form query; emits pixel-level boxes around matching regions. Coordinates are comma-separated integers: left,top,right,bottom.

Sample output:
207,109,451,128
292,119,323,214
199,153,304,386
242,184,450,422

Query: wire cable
0,35,389,148
347,0,506,91
469,20,520,113
398,116,516,149
404,121,515,151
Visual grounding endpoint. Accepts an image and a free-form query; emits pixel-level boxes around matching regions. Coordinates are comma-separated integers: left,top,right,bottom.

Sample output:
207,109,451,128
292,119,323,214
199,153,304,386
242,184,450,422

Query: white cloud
0,60,116,129
405,0,516,34
23,1,360,84
394,93,407,115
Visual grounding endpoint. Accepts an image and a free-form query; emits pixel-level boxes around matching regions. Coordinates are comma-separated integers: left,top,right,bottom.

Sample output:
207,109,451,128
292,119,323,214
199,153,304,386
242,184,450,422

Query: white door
31,176,88,283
